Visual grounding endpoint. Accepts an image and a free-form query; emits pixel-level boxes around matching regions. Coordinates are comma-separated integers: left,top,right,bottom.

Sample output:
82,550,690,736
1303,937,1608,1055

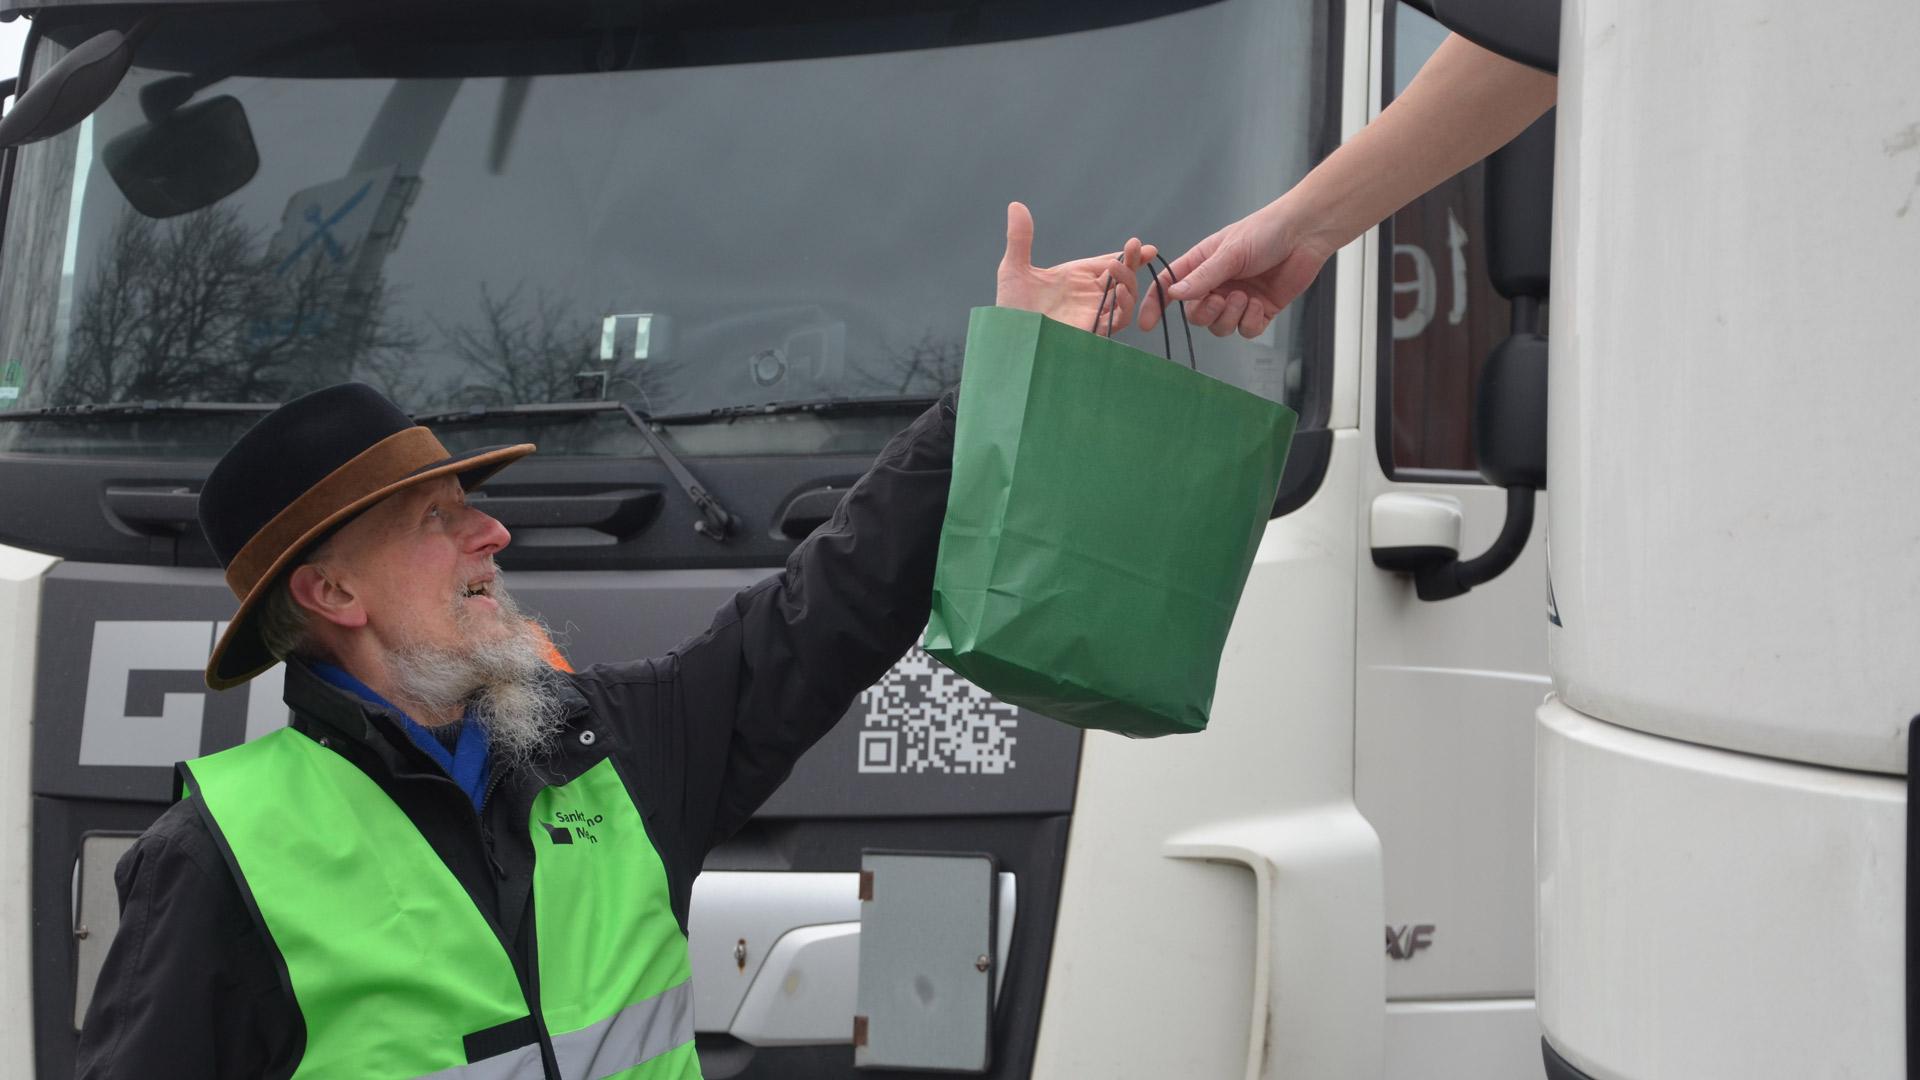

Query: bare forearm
1285,33,1557,251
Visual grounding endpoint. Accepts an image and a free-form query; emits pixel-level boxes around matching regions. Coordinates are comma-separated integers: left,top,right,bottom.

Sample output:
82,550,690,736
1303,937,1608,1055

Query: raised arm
1141,32,1557,337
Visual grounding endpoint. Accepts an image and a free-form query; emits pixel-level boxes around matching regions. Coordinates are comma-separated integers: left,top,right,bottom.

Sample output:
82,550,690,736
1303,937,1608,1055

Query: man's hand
995,202,1156,336
1138,202,1335,339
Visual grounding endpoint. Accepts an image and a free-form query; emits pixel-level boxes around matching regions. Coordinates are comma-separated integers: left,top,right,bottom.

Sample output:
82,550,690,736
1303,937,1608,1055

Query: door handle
467,489,662,539
102,486,199,534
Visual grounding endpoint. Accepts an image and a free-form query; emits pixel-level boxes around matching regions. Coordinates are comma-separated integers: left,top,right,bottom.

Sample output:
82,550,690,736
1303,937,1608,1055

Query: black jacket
76,397,956,1079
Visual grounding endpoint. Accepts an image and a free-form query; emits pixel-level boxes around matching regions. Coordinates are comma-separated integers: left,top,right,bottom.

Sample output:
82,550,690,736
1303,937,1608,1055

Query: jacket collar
279,657,590,777
282,658,431,776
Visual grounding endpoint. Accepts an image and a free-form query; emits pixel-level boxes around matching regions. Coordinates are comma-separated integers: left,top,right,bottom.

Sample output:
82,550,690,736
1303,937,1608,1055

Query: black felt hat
197,382,534,689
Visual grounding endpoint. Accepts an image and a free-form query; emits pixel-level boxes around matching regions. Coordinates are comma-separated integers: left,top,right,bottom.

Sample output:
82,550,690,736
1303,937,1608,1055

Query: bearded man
76,211,1155,1079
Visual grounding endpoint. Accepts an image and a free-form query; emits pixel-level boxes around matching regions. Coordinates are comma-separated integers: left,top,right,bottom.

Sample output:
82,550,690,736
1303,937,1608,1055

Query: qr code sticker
858,646,1018,775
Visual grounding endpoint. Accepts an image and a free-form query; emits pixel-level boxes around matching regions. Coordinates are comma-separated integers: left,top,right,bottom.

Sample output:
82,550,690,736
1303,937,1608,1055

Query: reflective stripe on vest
184,728,700,1079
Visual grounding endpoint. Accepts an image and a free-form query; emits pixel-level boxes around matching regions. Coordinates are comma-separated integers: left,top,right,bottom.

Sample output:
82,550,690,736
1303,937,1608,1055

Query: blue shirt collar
307,660,493,812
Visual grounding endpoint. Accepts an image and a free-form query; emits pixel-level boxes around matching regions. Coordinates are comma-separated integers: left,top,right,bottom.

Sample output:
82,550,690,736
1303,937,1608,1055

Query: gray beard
386,576,567,773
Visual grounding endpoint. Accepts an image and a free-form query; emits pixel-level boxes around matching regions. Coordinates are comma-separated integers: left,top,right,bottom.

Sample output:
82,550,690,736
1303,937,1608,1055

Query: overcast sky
0,17,24,82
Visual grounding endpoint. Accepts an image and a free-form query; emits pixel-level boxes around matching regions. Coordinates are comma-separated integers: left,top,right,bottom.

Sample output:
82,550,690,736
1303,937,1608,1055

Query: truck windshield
0,0,1326,458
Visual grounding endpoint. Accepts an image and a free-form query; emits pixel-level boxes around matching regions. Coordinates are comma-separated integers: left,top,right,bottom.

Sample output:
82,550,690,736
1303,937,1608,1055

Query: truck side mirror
1478,108,1552,492
1475,332,1546,490
1421,0,1560,73
1377,109,1553,602
0,27,141,149
102,95,259,218
1486,109,1555,300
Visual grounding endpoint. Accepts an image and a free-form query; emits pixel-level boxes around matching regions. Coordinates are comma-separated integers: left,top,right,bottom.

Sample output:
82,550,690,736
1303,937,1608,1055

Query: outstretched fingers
1002,201,1036,271
1139,238,1215,331
1165,229,1245,303
1094,254,1140,335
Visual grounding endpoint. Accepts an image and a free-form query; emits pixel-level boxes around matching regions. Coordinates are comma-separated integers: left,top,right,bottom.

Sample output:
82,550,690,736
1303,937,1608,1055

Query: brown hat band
224,425,453,599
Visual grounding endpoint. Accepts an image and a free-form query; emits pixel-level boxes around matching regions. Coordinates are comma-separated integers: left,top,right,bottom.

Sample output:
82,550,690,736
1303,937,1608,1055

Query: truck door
1355,5,1550,1077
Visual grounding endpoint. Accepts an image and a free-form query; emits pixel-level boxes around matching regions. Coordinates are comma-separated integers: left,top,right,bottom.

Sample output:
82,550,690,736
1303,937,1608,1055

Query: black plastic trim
1372,207,1398,481
1373,1,1402,484
13,0,1228,63
1271,426,1332,519
1908,714,1918,1080
1240,0,1340,520
1370,543,1455,574
1427,0,1559,74
0,449,905,571
1284,0,1344,437
1541,1038,1595,1080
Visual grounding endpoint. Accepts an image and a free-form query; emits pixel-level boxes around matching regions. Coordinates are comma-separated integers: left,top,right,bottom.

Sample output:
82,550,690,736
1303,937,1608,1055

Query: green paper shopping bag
925,303,1296,737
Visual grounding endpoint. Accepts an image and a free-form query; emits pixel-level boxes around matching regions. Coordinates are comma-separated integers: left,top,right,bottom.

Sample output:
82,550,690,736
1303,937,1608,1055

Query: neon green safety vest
181,727,701,1079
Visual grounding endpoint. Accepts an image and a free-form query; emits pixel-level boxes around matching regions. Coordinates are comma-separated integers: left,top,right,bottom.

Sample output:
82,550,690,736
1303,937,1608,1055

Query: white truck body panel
1538,698,1904,1077
1029,2,1552,1072
1032,432,1382,1080
1543,0,1919,1071
1356,0,1551,1012
1384,999,1541,1079
1548,0,1920,774
0,545,58,1080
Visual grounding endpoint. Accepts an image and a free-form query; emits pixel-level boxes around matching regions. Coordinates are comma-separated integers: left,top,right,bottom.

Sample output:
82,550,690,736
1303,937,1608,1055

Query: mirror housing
0,28,139,149
102,95,259,218
1486,110,1555,300
1426,0,1559,73
1381,101,1553,602
1475,332,1547,490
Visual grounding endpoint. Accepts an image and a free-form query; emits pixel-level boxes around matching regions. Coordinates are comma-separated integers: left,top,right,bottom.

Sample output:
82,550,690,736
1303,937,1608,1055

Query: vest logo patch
549,810,604,845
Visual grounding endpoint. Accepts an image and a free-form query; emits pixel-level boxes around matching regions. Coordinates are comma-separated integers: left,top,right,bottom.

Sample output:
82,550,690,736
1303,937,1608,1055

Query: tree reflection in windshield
52,203,960,418
865,330,964,398
436,283,681,412
56,205,418,405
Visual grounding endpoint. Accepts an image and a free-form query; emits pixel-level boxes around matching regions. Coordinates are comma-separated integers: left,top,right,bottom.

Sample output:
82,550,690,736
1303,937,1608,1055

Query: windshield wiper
647,394,942,425
0,399,280,422
610,402,738,542
410,400,739,543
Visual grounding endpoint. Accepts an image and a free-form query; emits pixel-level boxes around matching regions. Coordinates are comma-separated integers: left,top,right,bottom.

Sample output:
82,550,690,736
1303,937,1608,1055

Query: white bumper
1537,697,1904,1079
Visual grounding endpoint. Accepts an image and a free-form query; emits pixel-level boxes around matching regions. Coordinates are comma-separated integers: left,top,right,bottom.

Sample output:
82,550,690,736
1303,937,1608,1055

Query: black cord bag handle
1091,253,1197,371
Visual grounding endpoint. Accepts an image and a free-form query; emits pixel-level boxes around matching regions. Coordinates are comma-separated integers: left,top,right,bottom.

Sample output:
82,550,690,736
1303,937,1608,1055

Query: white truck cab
9,0,1892,1077
1538,0,1918,1075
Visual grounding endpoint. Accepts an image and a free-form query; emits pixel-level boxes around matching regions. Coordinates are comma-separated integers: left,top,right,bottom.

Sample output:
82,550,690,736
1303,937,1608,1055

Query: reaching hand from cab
995,201,1156,335
1138,204,1334,339
1139,33,1556,340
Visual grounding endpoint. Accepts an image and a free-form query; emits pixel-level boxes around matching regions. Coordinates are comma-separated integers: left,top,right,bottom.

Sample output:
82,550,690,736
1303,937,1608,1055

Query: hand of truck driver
1139,32,1557,339
995,201,1156,335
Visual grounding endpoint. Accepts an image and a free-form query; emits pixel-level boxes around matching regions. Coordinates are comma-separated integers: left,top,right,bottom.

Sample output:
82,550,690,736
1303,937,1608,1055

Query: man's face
324,475,515,656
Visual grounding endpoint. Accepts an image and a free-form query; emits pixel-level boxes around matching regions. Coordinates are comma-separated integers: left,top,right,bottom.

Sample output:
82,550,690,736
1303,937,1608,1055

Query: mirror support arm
1408,486,1535,601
